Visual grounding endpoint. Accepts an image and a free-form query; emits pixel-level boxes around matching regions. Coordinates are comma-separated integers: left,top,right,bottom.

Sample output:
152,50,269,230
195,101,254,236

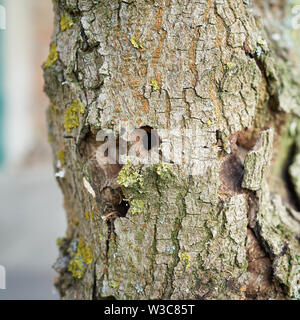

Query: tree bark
44,0,300,300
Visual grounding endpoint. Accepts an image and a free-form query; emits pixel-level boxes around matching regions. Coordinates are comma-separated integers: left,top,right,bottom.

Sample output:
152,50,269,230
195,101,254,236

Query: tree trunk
44,0,300,300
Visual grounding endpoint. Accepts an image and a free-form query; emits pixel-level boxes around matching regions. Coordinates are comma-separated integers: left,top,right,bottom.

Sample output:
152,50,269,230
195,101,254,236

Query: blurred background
0,0,66,299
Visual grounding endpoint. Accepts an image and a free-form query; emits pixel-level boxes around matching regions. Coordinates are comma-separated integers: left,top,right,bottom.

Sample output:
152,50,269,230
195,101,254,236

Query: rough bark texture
44,0,300,300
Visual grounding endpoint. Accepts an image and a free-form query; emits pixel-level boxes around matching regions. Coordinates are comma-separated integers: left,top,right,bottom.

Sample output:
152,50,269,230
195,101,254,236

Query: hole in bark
79,132,124,192
219,154,244,198
140,126,159,151
100,187,130,219
79,132,130,225
228,128,260,163
115,199,130,217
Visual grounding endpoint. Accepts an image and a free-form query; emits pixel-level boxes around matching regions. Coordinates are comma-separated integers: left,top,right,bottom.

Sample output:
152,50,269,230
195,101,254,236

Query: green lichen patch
130,199,145,215
226,62,236,70
68,239,93,279
64,99,85,132
153,163,173,183
155,163,171,177
110,280,120,289
130,35,143,49
60,14,74,31
117,161,144,188
44,44,58,68
180,252,191,271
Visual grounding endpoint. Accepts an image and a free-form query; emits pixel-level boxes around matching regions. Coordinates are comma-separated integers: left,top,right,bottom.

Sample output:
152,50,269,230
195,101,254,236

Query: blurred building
1,0,53,168
0,1,4,165
0,0,66,300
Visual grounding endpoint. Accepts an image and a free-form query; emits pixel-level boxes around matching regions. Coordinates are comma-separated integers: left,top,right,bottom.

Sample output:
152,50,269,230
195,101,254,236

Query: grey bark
44,0,300,300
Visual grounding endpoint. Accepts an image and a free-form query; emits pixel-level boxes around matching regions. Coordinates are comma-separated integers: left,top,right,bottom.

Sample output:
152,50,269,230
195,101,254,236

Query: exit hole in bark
140,126,159,151
115,199,130,217
100,187,130,220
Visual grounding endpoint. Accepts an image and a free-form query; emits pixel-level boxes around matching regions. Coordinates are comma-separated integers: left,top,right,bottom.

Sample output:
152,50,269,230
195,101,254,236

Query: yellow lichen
257,37,267,48
44,44,58,68
68,239,93,279
60,14,73,31
226,62,236,69
150,78,160,91
56,237,64,247
256,36,269,53
64,99,85,132
180,252,191,271
117,161,144,188
72,216,79,226
71,99,85,114
110,280,120,289
50,103,58,114
130,35,143,49
84,211,94,221
57,150,65,166
64,108,79,132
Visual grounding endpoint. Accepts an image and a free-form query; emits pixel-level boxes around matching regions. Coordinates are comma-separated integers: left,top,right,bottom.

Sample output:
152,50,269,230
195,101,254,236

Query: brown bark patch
219,154,244,198
236,129,260,151
245,229,278,299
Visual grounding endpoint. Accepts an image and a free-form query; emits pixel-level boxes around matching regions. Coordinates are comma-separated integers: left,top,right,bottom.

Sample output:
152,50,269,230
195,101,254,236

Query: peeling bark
45,0,300,300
